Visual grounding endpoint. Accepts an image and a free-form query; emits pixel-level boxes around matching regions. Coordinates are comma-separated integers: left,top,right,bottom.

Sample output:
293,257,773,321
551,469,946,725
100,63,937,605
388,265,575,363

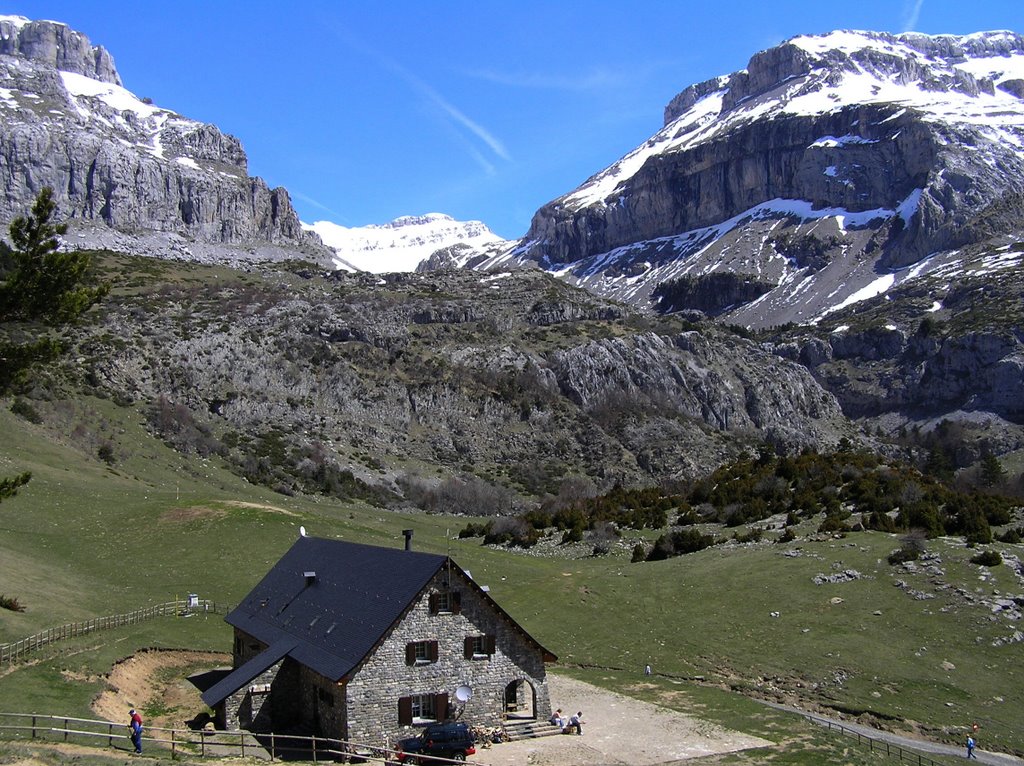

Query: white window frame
411,694,436,723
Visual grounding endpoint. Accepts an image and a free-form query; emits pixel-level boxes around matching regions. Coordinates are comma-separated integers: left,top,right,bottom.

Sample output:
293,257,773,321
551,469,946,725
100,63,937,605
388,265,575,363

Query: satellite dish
299,526,307,537
455,685,473,703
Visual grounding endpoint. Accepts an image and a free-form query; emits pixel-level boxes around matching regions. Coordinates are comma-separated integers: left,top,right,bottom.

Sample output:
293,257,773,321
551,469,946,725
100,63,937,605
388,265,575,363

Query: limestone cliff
0,16,330,264
494,31,1024,328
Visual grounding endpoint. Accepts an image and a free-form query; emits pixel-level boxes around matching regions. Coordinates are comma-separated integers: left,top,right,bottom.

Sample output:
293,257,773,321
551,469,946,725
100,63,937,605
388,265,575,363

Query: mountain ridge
485,29,1024,328
0,15,331,266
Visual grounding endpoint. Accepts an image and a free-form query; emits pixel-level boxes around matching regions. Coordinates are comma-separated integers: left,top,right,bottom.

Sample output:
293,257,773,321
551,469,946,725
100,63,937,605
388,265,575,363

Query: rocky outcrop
0,16,120,84
776,323,1024,426
501,30,1024,326
0,16,330,264
72,267,854,493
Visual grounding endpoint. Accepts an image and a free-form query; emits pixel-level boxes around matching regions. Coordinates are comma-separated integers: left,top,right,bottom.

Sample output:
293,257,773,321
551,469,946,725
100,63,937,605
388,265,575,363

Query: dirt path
91,648,230,731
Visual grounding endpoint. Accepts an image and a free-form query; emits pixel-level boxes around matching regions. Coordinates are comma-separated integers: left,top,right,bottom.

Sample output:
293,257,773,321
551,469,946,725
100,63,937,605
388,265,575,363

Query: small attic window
429,591,461,615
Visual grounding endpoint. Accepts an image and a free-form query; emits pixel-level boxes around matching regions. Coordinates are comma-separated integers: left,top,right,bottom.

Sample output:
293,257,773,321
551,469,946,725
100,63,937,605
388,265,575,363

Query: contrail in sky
331,24,510,166
902,0,924,32
411,75,511,162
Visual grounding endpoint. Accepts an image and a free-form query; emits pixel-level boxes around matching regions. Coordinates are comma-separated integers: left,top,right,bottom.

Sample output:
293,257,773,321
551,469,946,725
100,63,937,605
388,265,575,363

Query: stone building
201,533,556,747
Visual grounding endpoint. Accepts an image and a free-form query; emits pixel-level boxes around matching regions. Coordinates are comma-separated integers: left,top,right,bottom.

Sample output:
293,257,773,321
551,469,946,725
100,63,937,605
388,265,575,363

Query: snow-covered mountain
0,15,329,264
304,213,509,273
483,30,1024,328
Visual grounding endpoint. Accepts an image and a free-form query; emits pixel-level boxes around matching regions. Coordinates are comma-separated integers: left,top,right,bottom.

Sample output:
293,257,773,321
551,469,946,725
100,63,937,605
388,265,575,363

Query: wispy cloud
465,66,628,91
291,190,345,221
331,25,509,166
412,76,510,161
901,0,925,32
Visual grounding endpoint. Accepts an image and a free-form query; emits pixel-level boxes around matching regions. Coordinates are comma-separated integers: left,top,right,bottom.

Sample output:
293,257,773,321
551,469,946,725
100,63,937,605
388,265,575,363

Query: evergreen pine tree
0,187,108,390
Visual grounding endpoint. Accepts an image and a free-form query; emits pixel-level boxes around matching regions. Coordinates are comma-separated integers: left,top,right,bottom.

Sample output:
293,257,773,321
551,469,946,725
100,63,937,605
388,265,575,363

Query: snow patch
897,188,923,224
60,71,162,120
810,135,879,148
820,273,896,318
0,15,31,28
306,214,505,273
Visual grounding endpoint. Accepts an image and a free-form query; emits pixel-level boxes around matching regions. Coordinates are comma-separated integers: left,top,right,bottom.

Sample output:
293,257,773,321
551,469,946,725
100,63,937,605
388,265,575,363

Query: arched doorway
503,679,537,719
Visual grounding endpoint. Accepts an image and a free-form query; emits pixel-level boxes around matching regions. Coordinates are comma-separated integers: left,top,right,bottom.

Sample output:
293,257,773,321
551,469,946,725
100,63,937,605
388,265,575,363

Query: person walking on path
128,708,143,754
966,735,977,759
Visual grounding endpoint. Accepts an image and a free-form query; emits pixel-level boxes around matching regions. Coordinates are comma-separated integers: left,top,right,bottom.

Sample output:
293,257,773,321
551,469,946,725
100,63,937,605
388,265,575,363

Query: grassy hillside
1,389,1021,757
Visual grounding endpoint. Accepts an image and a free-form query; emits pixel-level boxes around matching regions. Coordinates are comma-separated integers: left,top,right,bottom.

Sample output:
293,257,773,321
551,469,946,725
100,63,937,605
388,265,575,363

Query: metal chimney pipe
402,529,413,551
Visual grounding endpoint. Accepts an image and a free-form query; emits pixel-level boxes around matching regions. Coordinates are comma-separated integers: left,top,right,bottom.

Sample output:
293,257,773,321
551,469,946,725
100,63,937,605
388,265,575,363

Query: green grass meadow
1,399,1021,761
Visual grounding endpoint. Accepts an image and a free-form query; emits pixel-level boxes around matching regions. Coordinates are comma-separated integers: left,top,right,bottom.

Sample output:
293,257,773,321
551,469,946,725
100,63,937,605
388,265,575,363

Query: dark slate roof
201,637,297,708
222,536,447,685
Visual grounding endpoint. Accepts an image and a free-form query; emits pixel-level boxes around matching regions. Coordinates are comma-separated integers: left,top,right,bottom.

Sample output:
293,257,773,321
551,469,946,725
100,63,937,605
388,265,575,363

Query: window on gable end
464,634,495,659
406,640,439,665
430,590,459,614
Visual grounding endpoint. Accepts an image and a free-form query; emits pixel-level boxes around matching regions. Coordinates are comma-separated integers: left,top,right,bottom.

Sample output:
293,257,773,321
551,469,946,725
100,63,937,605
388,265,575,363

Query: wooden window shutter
405,643,416,665
463,636,474,659
429,593,439,614
451,591,462,614
429,641,439,662
398,696,413,725
486,634,496,655
435,693,449,721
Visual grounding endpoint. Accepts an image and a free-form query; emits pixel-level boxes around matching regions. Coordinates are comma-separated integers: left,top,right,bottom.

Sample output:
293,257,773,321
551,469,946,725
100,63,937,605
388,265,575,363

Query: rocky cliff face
69,262,852,496
0,16,330,265
492,30,1024,327
0,14,120,83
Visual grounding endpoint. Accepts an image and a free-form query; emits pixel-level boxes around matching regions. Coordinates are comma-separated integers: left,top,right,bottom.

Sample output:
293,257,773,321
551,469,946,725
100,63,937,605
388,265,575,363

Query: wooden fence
0,599,231,666
0,710,964,765
0,712,474,763
800,710,950,766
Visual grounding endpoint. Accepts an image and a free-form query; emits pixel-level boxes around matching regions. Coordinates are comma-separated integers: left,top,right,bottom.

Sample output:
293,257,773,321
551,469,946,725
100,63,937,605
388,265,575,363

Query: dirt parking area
478,674,771,766
92,652,771,765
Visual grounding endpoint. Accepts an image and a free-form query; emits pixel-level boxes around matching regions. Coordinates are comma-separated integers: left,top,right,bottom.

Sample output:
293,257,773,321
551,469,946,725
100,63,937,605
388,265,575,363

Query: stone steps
503,719,565,742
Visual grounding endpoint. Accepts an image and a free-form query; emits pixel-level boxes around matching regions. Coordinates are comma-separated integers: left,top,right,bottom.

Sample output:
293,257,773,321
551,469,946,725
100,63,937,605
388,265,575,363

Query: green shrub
970,550,1003,567
818,514,849,534
732,528,763,543
458,521,491,539
10,397,42,424
997,527,1022,544
97,442,116,465
888,547,921,565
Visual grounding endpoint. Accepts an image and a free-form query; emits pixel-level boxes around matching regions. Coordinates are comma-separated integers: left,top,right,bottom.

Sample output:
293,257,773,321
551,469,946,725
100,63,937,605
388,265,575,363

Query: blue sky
6,1,1024,239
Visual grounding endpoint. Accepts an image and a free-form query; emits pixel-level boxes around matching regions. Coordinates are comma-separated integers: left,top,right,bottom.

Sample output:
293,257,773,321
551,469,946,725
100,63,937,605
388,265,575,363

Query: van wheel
452,754,466,762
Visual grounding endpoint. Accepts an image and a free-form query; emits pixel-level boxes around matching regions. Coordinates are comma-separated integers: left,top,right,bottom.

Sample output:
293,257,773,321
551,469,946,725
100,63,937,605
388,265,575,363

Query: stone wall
222,630,278,731
222,569,552,751
345,566,552,748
